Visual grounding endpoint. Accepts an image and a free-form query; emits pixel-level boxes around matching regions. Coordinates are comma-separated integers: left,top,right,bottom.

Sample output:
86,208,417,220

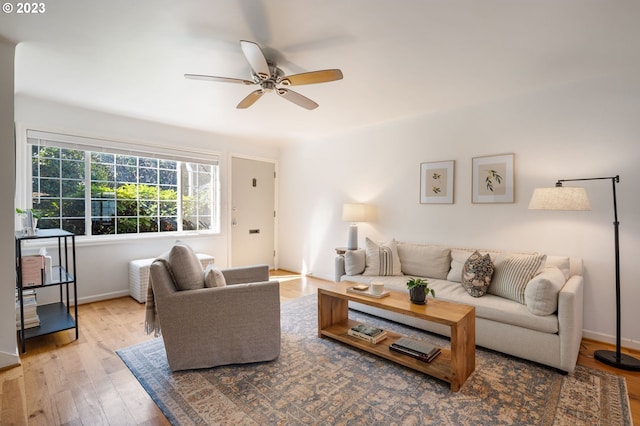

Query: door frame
227,153,279,269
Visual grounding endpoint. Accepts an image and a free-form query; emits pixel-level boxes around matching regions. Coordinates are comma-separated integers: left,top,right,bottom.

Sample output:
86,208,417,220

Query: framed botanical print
472,153,514,203
420,160,454,204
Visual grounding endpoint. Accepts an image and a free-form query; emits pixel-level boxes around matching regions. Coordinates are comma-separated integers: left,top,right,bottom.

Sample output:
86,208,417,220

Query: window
27,131,220,236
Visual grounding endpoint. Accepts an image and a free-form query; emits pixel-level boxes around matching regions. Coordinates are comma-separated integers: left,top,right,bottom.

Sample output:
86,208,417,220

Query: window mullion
177,162,183,232
85,151,91,236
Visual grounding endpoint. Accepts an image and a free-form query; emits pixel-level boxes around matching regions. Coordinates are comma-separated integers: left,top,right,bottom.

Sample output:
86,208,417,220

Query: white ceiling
2,0,639,142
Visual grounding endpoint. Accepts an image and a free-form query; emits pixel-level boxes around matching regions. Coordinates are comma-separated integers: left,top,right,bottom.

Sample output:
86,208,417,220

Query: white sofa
335,240,584,373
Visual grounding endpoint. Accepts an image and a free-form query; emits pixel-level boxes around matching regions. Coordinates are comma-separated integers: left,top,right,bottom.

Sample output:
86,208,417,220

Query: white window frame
17,128,221,240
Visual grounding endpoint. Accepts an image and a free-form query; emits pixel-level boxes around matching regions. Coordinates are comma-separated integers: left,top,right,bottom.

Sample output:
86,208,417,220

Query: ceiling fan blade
276,88,319,110
237,89,264,109
280,69,343,86
184,74,255,85
240,40,271,80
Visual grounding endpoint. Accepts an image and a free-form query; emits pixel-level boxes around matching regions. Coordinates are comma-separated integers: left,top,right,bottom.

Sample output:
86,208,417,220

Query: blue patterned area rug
117,295,631,425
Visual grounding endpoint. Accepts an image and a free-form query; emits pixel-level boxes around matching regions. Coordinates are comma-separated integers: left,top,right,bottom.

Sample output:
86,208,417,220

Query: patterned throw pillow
461,251,494,297
363,238,402,276
489,253,547,304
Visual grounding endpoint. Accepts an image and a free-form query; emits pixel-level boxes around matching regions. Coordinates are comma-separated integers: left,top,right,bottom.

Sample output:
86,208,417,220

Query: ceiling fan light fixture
185,40,343,110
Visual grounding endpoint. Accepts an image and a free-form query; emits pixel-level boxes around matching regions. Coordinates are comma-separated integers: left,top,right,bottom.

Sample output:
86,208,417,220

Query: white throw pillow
344,249,366,275
524,267,566,315
397,243,451,279
489,253,547,304
204,264,227,288
363,238,402,276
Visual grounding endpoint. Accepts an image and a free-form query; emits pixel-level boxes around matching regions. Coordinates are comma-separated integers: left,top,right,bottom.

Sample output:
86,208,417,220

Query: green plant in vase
406,277,435,305
16,208,41,236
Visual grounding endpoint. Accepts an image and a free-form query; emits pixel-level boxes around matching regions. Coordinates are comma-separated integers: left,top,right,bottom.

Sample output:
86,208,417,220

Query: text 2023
17,2,46,13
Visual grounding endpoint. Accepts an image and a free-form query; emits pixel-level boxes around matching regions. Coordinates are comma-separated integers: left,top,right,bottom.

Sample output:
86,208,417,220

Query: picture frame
472,153,514,203
420,160,454,204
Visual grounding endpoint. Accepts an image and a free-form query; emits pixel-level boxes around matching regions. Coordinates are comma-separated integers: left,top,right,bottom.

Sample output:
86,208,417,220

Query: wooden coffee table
318,281,475,391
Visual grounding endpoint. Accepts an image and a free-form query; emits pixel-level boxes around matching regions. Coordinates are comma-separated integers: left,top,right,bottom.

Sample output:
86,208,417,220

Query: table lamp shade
528,187,591,211
342,203,375,222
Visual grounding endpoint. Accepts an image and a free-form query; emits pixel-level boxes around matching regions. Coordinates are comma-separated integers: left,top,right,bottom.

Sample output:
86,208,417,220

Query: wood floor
1,271,639,425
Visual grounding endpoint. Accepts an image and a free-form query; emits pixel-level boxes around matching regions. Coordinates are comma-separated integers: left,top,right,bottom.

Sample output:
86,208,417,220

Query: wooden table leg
449,308,475,391
318,292,348,337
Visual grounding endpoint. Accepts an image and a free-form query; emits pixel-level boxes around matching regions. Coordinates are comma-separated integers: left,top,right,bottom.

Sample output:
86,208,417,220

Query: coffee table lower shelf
321,319,454,383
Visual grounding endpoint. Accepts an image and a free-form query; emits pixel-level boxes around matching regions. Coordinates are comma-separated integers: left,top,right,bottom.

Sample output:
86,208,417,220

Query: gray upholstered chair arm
222,264,270,285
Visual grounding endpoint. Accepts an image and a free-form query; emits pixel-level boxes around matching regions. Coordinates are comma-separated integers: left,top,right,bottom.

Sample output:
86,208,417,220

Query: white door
231,157,276,267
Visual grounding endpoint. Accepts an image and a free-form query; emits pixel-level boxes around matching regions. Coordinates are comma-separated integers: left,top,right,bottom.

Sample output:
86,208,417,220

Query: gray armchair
149,261,281,372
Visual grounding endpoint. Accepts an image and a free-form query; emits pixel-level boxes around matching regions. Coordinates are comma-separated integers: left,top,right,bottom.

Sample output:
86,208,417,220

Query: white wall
0,38,19,368
278,71,640,350
14,95,279,305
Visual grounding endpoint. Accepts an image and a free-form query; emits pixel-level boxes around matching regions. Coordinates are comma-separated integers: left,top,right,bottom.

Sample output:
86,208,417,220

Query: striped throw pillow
363,238,402,276
488,253,547,304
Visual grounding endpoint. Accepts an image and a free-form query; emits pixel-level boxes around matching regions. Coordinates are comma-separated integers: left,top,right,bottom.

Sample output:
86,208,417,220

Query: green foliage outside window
30,143,217,236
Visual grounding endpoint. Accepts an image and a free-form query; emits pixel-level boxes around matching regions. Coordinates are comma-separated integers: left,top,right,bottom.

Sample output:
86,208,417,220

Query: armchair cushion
168,244,205,290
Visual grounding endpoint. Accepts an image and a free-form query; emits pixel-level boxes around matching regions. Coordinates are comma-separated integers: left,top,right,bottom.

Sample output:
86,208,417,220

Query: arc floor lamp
529,175,640,371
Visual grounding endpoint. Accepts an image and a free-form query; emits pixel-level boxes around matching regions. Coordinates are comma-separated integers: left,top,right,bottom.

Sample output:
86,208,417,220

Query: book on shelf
16,289,40,330
20,255,45,287
390,337,441,363
348,324,388,344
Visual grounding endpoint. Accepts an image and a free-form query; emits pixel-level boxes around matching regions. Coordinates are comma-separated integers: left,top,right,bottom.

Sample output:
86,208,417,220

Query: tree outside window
30,143,218,236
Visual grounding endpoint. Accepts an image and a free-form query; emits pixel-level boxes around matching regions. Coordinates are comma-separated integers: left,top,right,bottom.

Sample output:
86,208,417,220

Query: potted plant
406,277,435,305
16,208,41,236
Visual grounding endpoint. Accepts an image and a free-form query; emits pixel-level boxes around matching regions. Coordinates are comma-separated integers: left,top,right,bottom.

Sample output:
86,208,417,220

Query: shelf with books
15,229,78,353
321,318,452,375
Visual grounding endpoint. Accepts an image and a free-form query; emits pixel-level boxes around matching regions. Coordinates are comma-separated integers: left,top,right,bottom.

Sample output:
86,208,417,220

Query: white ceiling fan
185,40,343,110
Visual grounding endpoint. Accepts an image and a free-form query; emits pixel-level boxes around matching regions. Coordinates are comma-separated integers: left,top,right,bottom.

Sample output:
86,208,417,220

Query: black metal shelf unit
15,228,78,353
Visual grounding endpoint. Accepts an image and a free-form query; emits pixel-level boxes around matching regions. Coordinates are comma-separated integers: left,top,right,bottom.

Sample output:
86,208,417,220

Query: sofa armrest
221,264,270,285
557,274,584,372
335,255,346,283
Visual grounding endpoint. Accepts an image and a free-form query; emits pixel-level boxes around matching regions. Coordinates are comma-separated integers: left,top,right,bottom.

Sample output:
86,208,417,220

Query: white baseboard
76,290,132,305
0,348,20,370
582,329,640,351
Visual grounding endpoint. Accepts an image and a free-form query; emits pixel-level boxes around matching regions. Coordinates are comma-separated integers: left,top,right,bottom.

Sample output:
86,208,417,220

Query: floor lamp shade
528,187,591,211
342,203,374,250
529,175,640,371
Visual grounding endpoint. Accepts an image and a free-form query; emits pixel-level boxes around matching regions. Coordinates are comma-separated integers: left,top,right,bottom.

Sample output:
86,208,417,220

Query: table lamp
529,175,640,371
342,203,374,250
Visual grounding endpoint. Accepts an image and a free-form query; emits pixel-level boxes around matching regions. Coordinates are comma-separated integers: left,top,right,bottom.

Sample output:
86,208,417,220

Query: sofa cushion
397,243,451,279
168,244,205,290
363,238,402,276
461,251,494,297
344,249,366,275
524,267,566,315
489,253,547,304
204,264,227,288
